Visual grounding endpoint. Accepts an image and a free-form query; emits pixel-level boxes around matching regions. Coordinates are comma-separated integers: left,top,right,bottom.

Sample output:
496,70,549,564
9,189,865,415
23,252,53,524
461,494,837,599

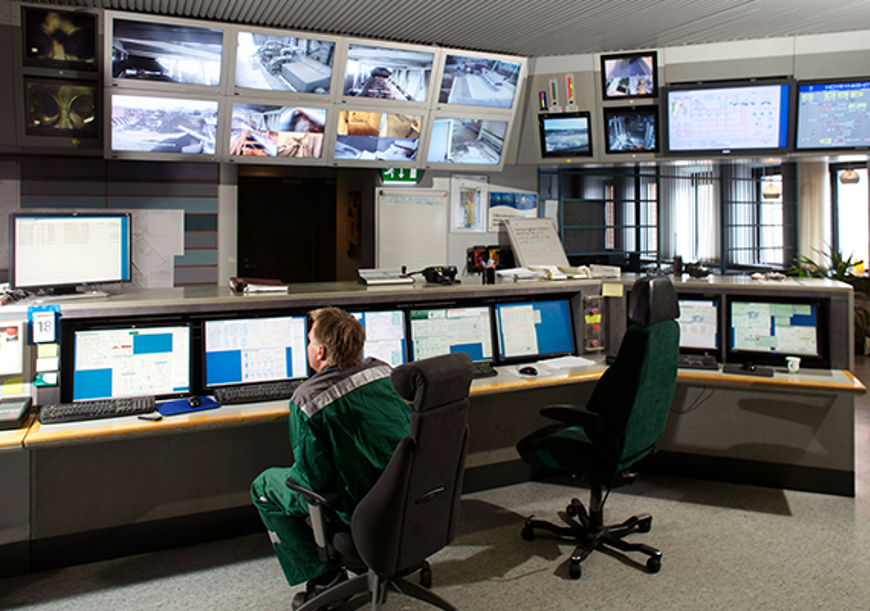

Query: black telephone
403,265,460,285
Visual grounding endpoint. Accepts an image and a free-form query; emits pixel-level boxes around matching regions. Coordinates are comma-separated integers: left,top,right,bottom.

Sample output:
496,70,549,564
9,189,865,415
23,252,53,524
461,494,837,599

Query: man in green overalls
251,307,411,607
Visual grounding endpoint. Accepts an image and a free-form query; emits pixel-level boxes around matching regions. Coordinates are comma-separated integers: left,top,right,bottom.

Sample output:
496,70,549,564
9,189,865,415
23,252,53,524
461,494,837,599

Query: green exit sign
381,168,421,183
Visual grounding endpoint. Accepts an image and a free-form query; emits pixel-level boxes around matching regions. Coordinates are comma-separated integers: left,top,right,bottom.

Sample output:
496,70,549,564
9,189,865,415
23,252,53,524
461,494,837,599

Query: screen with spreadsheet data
677,298,719,351
204,316,307,387
495,299,574,361
72,324,190,401
409,306,493,362
351,310,407,367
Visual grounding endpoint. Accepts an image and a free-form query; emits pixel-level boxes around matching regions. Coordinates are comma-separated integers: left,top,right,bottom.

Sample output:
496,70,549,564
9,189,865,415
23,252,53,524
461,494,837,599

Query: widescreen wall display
438,53,521,109
234,31,335,94
334,110,421,161
342,43,434,102
229,103,326,158
427,117,507,165
796,78,870,150
111,93,218,155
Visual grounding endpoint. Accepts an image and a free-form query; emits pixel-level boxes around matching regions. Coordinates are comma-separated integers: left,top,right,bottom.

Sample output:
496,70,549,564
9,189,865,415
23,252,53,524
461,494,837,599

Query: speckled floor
3,358,869,610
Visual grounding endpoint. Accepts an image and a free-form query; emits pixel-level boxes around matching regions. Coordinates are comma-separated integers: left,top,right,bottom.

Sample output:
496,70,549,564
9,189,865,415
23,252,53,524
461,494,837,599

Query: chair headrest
391,352,473,412
628,274,680,325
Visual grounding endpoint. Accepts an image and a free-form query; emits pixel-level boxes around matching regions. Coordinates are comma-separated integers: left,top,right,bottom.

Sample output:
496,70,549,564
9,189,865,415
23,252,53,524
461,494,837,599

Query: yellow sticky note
2,376,24,395
37,343,59,358
585,313,602,324
602,283,623,297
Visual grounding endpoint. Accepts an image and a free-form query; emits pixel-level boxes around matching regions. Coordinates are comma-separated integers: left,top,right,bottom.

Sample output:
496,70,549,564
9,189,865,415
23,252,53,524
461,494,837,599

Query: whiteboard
376,188,448,270
505,217,569,267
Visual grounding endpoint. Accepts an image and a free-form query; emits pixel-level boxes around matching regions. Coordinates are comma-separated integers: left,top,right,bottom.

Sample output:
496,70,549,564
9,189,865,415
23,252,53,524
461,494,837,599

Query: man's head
307,307,365,372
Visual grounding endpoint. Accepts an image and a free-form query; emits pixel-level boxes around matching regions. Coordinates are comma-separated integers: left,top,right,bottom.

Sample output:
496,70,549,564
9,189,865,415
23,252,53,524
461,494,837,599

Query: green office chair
516,274,680,579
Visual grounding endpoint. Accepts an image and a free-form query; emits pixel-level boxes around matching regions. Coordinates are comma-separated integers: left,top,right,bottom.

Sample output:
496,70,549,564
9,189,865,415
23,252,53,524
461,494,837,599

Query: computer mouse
519,366,538,376
188,395,202,408
742,362,757,372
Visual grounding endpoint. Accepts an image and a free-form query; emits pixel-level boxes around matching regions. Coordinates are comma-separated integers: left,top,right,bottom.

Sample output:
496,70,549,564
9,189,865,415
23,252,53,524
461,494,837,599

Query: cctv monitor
234,30,335,94
70,323,191,401
603,105,659,153
538,111,593,158
203,315,308,389
600,51,657,100
23,77,98,140
229,103,326,159
495,299,575,362
342,43,434,103
409,306,494,363
438,53,521,109
351,310,407,367
426,117,508,165
10,212,131,292
796,78,870,151
22,6,97,71
334,109,421,162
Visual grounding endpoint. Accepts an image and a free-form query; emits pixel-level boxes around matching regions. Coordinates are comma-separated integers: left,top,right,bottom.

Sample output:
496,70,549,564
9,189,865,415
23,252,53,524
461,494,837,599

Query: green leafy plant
789,246,862,281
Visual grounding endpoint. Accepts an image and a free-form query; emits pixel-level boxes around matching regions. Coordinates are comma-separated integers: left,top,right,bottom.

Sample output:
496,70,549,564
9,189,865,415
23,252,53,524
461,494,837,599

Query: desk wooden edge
678,368,866,393
470,368,607,396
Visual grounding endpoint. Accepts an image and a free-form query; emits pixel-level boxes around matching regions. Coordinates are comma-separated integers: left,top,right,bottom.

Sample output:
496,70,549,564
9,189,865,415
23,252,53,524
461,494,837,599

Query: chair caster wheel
419,564,432,588
638,515,652,533
646,555,661,573
569,562,582,579
521,525,534,541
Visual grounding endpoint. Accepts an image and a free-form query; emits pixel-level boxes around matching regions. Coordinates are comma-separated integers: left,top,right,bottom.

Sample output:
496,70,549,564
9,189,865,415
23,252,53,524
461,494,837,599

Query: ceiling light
840,169,860,184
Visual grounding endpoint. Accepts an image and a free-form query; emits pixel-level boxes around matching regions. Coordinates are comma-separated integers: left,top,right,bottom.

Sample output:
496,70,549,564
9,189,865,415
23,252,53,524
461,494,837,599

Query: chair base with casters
520,477,662,580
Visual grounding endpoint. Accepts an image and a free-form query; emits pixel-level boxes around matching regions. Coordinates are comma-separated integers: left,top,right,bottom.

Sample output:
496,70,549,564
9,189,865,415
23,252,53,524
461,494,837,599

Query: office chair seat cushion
532,425,655,474
391,352,473,411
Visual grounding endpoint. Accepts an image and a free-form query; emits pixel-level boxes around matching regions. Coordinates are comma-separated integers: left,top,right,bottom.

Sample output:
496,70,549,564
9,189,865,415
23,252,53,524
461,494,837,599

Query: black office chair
516,275,680,579
287,352,474,610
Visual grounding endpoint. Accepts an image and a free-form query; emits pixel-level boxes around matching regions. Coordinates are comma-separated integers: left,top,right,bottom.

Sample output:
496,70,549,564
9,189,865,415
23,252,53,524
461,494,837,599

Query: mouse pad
158,396,219,416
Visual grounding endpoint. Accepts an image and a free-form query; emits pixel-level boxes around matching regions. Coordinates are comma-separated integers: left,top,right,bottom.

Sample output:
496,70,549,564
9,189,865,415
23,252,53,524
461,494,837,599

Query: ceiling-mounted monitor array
65,9,524,168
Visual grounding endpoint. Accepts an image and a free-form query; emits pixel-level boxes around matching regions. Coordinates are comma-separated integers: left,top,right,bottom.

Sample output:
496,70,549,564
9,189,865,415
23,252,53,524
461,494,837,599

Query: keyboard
213,379,302,405
471,362,498,379
678,354,719,370
39,396,156,424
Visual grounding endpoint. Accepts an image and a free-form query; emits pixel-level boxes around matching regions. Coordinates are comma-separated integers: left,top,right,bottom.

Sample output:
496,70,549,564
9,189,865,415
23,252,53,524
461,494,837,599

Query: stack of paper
496,267,548,282
229,277,289,293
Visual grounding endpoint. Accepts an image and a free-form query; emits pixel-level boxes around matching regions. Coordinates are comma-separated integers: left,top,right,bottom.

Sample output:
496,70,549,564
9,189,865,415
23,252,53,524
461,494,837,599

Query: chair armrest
286,477,342,553
286,477,341,508
540,404,599,427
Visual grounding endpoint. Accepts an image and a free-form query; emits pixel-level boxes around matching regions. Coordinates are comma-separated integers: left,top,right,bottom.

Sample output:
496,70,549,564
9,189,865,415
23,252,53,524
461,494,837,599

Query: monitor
110,93,218,156
22,6,97,71
409,306,494,362
334,110,421,162
23,77,98,140
234,31,335,94
726,298,826,367
677,297,719,352
438,53,521,109
600,51,657,100
342,43,434,102
663,79,793,155
795,78,870,151
426,117,508,165
203,315,308,388
603,105,659,154
495,299,575,361
229,103,326,159
71,324,191,401
537,112,593,158
10,213,131,292
351,310,407,367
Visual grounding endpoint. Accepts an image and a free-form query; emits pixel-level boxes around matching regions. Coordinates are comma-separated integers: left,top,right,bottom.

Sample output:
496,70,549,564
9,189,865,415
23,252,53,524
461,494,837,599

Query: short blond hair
309,307,365,369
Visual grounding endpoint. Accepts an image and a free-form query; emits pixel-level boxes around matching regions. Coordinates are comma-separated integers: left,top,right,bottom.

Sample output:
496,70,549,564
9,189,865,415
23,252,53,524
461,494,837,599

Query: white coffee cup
786,356,801,374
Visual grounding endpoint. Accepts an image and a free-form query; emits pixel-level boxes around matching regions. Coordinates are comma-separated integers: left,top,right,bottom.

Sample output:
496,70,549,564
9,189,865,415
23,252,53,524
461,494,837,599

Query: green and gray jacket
287,357,411,524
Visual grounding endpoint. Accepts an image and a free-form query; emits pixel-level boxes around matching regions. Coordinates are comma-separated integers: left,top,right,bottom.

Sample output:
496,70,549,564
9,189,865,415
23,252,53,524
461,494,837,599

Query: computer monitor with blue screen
351,310,407,367
495,299,574,361
203,316,307,388
409,306,493,362
727,298,825,367
677,298,719,352
72,324,191,401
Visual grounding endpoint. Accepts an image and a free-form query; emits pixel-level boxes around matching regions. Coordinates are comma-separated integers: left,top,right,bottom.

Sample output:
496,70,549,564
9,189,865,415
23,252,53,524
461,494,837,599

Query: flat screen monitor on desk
203,315,307,388
70,324,191,401
677,298,719,353
351,310,407,367
726,298,826,368
494,299,575,362
409,306,494,363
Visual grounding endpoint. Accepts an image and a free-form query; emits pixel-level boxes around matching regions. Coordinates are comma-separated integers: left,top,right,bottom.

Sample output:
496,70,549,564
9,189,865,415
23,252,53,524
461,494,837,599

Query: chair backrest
350,352,473,576
586,275,680,465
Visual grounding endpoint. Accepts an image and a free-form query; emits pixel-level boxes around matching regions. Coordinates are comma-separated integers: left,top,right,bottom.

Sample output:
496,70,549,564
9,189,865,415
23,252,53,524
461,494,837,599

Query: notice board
505,217,569,267
376,188,448,270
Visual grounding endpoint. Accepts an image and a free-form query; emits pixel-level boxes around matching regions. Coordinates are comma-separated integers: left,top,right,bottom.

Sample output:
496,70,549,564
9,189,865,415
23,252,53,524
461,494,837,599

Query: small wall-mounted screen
427,117,507,165
22,7,97,71
438,54,521,109
111,18,223,86
24,77,97,138
603,106,658,153
537,112,592,158
234,31,334,94
409,306,494,363
343,44,433,102
111,94,218,154
601,52,657,100
351,310,407,367
230,103,326,158
334,110,421,161
72,325,191,400
796,79,870,150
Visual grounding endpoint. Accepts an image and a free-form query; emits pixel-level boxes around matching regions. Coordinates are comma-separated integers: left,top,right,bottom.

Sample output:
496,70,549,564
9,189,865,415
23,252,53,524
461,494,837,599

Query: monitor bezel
794,76,870,152
61,319,193,403
662,77,795,157
9,211,132,291
431,48,527,113
537,110,594,159
407,302,496,364
493,297,576,365
676,295,721,358
331,103,427,168
20,4,100,73
602,104,659,155
725,295,828,369
200,312,309,393
599,50,658,101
